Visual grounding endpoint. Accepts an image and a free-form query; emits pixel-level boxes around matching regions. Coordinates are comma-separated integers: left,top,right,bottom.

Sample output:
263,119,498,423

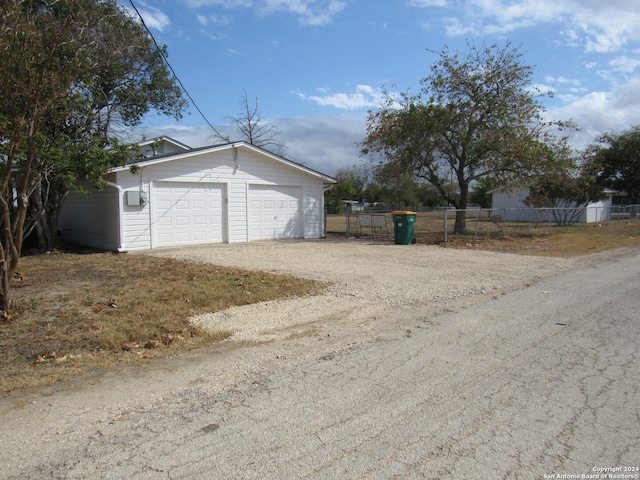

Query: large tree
0,0,185,318
361,41,574,234
27,15,186,251
585,125,640,204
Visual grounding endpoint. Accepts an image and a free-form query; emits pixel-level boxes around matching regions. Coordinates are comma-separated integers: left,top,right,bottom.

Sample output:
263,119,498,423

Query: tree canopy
324,168,367,213
0,0,186,318
585,125,640,204
361,41,575,233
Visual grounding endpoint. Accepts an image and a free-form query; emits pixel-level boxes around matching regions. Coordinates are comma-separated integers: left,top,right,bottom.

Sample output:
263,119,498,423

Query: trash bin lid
392,211,416,215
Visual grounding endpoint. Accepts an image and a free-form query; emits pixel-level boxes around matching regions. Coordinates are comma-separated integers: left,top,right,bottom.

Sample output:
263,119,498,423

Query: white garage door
249,185,301,240
153,182,225,247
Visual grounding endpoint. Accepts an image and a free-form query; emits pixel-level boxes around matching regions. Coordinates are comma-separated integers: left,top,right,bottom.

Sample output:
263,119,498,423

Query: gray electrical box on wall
125,191,147,206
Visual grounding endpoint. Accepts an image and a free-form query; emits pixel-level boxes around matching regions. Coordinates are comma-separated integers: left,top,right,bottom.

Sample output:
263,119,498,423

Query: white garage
153,182,226,246
249,185,301,240
59,138,336,251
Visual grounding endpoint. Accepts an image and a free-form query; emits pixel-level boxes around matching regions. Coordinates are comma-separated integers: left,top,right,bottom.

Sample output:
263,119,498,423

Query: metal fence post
444,209,448,243
474,208,479,239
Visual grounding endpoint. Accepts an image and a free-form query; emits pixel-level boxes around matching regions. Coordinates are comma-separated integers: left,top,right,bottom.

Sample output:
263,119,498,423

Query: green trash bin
392,211,416,245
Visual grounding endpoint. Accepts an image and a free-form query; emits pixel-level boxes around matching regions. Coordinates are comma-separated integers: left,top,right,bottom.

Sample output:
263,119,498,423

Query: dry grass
442,221,640,256
1,252,327,396
328,213,640,256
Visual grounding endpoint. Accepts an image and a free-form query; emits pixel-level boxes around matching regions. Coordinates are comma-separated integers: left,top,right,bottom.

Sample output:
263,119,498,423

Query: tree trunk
452,180,470,234
453,209,467,235
0,195,19,319
27,175,68,252
1,124,37,319
30,180,50,250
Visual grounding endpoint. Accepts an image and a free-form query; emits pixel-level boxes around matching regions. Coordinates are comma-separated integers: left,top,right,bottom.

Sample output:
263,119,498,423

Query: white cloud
133,2,171,32
612,78,640,110
443,17,478,37
136,114,367,175
262,0,347,26
185,0,347,26
413,0,640,53
609,56,640,73
530,83,556,95
186,0,252,7
546,77,640,149
279,114,367,174
296,85,387,110
538,77,588,102
407,0,447,6
545,76,582,87
196,13,231,25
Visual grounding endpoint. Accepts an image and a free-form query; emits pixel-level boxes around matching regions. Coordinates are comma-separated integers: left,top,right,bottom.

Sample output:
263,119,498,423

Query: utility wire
127,0,229,141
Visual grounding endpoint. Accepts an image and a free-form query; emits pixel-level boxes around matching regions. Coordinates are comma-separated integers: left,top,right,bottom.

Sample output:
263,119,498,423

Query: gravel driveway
154,238,585,342
3,239,637,479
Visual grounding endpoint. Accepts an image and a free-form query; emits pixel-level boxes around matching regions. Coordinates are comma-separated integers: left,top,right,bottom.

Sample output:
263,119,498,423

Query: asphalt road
2,249,639,479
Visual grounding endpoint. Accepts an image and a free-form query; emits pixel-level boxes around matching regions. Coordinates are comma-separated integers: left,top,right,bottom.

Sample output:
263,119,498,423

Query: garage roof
111,141,337,184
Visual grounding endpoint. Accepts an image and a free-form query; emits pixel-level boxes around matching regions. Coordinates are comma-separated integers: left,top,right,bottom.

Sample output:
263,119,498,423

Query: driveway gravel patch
153,238,583,342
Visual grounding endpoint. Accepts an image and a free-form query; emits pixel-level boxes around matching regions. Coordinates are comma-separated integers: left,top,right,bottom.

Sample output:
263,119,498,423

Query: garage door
153,182,225,247
249,185,301,240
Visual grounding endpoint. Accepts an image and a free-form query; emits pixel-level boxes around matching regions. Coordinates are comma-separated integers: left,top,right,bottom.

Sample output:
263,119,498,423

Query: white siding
491,188,532,222
59,143,333,251
117,174,152,251
119,145,327,249
303,183,325,238
585,198,612,222
227,181,249,243
491,187,617,224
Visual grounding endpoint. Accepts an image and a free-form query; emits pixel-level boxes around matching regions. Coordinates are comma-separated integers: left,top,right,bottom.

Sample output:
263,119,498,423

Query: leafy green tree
469,177,501,208
586,126,640,203
418,182,448,207
371,161,424,209
363,182,386,206
25,100,140,250
28,13,185,251
361,41,574,234
325,168,367,213
0,0,185,317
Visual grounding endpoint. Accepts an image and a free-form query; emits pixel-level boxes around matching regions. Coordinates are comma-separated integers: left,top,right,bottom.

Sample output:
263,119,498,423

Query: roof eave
110,141,337,183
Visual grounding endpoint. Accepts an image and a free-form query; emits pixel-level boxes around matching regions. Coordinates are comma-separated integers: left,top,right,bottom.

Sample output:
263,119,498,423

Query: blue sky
130,0,640,176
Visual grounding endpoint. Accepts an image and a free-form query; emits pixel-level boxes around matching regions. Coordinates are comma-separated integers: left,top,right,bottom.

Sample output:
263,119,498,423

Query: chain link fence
326,205,640,243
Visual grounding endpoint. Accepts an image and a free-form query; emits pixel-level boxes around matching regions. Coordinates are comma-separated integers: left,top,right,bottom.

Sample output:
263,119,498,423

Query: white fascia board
111,142,338,183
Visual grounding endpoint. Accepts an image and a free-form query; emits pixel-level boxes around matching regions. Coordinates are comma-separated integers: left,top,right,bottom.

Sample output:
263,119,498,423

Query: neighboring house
490,186,628,223
59,138,337,251
138,135,191,157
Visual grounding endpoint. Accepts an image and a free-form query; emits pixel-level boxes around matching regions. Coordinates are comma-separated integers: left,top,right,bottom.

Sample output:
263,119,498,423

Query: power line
127,0,229,141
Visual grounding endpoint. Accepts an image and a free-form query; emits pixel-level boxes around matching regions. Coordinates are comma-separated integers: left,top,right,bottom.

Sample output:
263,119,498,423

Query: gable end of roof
112,141,337,183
